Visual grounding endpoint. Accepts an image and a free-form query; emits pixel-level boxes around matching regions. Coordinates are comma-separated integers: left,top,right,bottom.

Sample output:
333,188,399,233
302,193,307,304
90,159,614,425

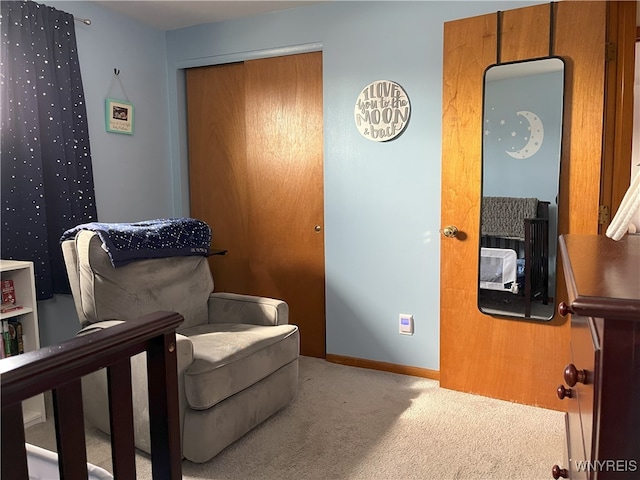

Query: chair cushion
182,323,299,410
74,230,212,329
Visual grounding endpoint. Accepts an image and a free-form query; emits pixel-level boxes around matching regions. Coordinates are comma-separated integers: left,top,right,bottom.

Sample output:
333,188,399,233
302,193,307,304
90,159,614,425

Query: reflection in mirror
478,57,564,321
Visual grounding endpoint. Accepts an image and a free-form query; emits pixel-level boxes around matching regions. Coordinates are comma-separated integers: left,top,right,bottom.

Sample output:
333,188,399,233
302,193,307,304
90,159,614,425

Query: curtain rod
74,16,91,25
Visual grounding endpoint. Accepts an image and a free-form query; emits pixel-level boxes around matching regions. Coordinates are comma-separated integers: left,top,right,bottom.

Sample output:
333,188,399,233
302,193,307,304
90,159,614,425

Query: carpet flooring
25,356,565,479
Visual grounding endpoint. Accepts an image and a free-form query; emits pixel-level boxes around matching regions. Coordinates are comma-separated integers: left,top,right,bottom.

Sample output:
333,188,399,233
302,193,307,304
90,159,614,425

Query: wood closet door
186,52,326,358
440,2,607,409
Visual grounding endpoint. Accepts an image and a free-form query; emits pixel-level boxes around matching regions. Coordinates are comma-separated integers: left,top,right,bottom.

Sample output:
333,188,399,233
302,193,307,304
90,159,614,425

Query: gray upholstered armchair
61,228,299,463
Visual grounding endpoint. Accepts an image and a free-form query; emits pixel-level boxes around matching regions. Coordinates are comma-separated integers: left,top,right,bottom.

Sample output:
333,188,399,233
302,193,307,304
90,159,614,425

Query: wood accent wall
440,2,610,410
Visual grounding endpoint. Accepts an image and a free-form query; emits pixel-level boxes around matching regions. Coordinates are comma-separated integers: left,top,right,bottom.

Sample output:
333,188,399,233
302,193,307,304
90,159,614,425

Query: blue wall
40,1,537,372
39,0,172,344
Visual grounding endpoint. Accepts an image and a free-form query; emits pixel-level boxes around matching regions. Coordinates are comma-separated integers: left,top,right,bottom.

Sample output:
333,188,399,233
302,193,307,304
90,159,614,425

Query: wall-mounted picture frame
105,98,134,135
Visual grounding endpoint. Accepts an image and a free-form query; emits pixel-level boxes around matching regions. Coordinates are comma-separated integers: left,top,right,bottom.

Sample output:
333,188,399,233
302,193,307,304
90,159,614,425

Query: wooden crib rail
1,311,184,480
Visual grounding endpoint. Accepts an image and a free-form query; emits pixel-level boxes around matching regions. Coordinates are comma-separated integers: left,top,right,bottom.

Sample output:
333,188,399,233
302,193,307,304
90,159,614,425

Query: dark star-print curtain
1,1,97,299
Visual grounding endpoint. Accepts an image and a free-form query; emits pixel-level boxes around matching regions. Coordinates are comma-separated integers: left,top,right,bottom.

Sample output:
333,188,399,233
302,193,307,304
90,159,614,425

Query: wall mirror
478,57,564,321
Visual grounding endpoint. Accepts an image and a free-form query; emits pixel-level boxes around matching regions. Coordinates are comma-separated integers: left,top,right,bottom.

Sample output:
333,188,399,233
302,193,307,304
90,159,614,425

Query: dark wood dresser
552,234,640,480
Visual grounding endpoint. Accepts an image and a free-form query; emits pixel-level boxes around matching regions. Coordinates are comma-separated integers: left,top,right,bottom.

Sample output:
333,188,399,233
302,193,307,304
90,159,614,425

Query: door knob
314,225,322,232
442,225,458,238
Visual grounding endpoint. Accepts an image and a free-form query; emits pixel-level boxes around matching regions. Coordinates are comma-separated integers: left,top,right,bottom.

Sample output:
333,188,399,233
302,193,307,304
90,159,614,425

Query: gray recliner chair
61,229,299,463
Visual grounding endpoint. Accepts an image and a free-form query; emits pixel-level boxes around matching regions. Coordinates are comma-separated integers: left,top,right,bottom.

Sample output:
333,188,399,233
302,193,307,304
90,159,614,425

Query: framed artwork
105,98,134,135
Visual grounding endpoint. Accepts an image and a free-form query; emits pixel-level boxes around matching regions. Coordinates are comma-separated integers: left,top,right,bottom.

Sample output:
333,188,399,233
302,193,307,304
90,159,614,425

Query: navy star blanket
60,218,211,267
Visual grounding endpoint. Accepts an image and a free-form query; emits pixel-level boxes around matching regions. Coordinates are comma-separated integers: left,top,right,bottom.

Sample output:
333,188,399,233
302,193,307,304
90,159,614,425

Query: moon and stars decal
484,108,544,159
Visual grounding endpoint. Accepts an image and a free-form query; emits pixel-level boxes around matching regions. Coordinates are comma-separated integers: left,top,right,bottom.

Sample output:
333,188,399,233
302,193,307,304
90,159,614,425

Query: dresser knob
552,465,569,479
558,301,574,317
556,385,572,399
564,363,587,387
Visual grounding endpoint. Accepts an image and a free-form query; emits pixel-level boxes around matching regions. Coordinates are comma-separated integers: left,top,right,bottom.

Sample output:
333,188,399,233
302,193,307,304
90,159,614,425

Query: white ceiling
93,1,325,31
93,1,640,33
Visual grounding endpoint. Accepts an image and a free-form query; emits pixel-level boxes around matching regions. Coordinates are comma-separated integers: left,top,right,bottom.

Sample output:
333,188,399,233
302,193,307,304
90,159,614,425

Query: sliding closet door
186,52,326,358
243,54,325,357
186,63,252,294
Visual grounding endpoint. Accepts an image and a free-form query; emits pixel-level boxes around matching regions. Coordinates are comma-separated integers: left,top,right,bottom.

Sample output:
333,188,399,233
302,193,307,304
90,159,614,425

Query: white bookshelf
0,259,47,427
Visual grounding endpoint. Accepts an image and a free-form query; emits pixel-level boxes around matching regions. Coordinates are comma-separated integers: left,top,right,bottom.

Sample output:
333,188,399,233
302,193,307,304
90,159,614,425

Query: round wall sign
354,80,411,142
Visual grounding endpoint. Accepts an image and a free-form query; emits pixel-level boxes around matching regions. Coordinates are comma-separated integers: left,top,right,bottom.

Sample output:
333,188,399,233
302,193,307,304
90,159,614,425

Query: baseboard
325,354,440,381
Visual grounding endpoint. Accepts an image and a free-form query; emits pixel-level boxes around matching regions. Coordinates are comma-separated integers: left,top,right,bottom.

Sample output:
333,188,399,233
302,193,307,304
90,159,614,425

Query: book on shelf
1,319,24,357
1,279,23,313
12,320,24,354
2,319,11,357
2,279,16,304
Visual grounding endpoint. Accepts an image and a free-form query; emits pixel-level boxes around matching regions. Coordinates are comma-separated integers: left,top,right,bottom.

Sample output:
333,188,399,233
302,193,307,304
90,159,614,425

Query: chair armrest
75,319,194,454
207,292,289,326
77,320,194,371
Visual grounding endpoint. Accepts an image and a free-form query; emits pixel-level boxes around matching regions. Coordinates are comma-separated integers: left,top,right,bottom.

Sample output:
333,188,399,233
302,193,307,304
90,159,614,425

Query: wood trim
554,1,607,235
326,354,440,381
599,0,636,232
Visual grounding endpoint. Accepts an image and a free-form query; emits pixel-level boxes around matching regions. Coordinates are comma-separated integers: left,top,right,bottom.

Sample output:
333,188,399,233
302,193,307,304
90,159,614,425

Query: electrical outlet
399,314,414,335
